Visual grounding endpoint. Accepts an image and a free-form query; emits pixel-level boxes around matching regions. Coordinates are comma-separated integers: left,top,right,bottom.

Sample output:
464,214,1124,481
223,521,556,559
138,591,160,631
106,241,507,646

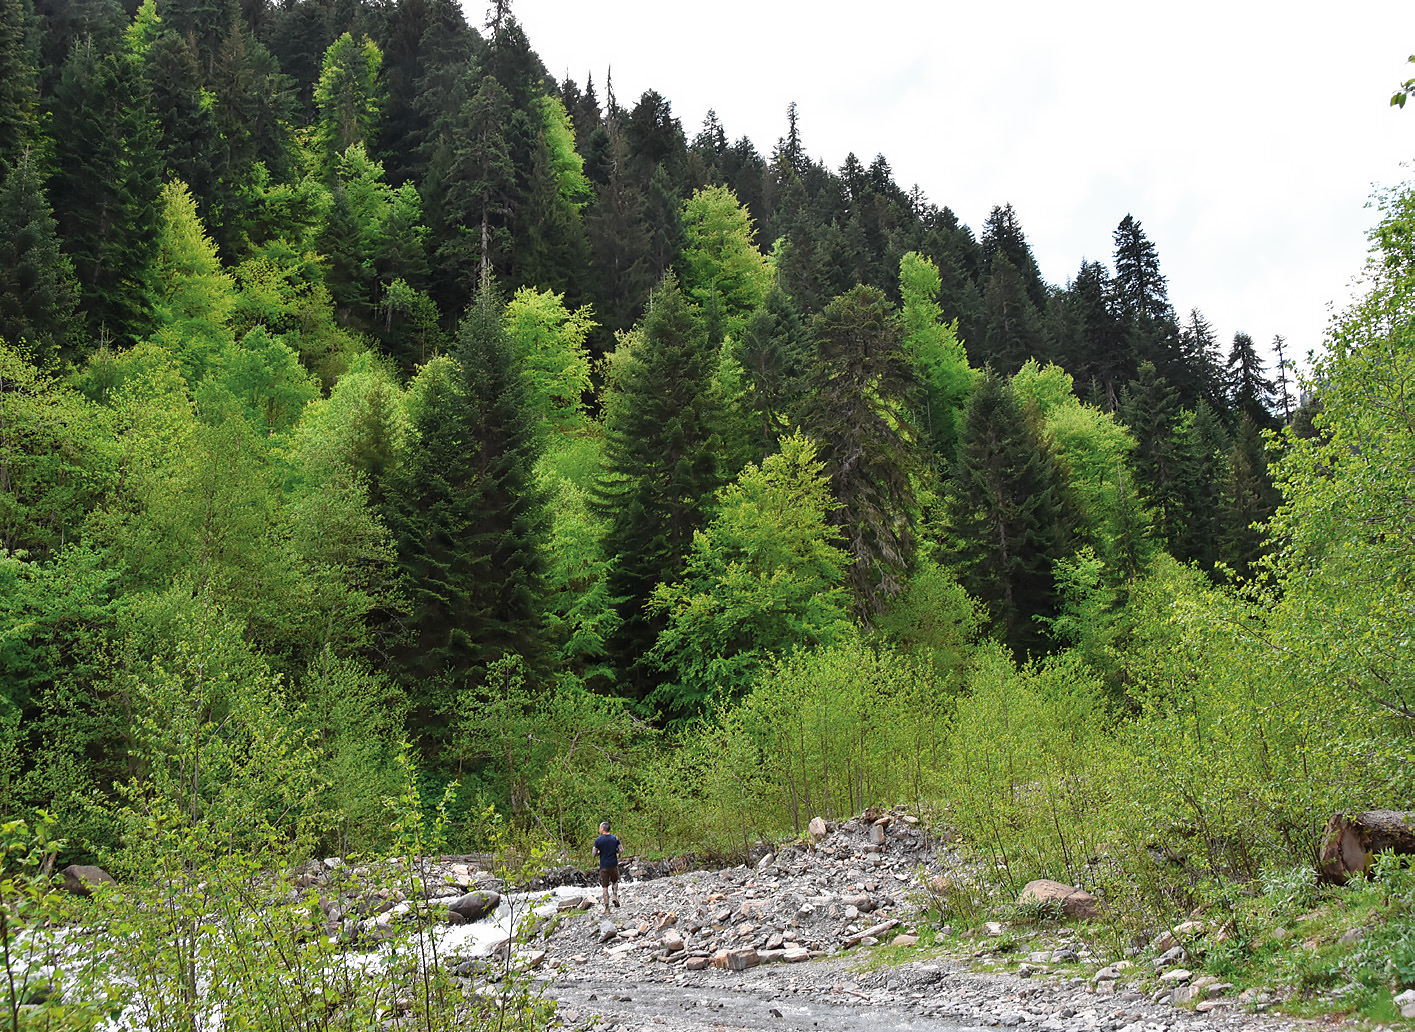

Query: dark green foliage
1050,260,1130,408
1219,414,1280,578
979,255,1045,373
426,72,514,308
447,283,550,677
797,284,921,620
0,151,78,362
48,37,162,347
981,204,1046,307
594,276,724,698
0,0,39,174
145,30,219,213
1227,330,1279,429
382,285,550,747
732,286,811,457
944,370,1076,658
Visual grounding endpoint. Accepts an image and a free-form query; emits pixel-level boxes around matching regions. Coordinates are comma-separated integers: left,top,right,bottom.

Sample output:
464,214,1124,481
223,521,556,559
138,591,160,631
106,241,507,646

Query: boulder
447,890,500,923
711,948,760,971
60,864,115,897
1018,878,1097,920
808,817,828,841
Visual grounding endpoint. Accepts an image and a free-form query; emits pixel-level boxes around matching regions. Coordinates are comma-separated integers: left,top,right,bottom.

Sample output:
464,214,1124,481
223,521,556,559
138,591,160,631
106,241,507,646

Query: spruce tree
0,150,78,362
594,275,724,699
0,0,39,174
48,35,162,347
448,281,551,680
944,370,1075,658
797,284,921,620
1226,330,1279,429
981,203,1046,307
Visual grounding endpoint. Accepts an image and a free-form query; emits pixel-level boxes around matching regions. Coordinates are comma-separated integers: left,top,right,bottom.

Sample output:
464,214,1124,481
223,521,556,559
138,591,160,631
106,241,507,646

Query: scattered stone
1018,878,1097,920
683,956,709,971
808,817,828,841
60,864,115,896
1158,968,1192,983
447,890,500,923
755,852,774,871
710,948,760,971
894,933,919,947
597,920,618,944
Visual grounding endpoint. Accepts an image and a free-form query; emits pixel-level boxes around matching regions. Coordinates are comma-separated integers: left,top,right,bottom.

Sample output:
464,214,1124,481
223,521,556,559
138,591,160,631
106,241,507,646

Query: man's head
599,820,611,833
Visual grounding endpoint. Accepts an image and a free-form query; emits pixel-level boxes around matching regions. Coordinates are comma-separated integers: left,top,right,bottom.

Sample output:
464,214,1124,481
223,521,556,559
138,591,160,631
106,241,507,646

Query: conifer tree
0,0,39,174
1226,330,1278,428
447,281,551,680
798,284,921,620
313,33,384,174
981,203,1046,307
594,276,724,698
944,370,1075,658
1219,414,1280,577
0,150,78,363
48,33,162,347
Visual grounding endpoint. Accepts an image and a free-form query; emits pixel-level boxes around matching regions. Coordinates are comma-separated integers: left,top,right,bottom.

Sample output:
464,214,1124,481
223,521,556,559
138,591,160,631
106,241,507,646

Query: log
1318,810,1415,884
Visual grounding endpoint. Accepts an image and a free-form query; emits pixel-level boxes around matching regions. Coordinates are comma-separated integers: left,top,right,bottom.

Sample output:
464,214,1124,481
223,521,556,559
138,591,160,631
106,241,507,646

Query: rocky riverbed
370,810,1366,1032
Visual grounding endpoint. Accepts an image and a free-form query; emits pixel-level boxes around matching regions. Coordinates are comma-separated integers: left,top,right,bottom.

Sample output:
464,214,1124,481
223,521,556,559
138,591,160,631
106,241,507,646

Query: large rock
447,890,500,923
60,864,115,896
808,817,828,841
711,948,760,971
1018,878,1097,920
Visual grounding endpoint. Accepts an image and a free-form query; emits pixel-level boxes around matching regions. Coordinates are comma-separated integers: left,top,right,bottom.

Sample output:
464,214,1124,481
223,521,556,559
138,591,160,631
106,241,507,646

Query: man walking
592,820,622,913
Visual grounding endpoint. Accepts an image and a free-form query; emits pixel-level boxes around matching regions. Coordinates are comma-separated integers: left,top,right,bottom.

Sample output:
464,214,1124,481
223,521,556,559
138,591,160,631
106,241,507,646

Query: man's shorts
599,865,619,887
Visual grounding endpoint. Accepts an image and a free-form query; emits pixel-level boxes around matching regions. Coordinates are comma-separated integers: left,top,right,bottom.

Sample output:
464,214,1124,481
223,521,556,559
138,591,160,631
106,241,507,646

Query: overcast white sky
492,0,1415,375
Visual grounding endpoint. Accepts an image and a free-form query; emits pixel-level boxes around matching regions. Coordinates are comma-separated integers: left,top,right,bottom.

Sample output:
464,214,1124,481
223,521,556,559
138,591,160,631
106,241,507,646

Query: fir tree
797,284,921,620
0,150,77,362
944,370,1075,658
594,275,724,699
48,34,162,347
1226,330,1278,428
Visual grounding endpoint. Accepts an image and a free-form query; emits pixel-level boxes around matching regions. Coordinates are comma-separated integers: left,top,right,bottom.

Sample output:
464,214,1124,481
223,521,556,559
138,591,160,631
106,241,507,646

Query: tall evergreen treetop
981,203,1046,307
1226,330,1278,428
1111,214,1170,325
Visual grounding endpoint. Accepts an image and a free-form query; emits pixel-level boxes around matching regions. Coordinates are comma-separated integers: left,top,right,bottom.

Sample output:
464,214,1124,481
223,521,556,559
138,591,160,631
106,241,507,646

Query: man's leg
600,868,611,912
611,866,620,906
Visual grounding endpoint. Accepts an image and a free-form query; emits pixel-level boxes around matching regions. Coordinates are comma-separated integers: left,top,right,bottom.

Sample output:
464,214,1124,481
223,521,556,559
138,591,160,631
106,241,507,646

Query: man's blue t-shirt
594,833,620,869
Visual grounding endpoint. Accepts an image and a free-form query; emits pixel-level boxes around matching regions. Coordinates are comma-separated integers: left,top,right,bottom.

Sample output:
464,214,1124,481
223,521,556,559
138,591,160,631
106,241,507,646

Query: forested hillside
1,0,1405,918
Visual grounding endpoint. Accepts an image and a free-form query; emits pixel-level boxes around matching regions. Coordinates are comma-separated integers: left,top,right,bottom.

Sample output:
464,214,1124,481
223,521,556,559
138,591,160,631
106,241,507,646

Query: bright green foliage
149,179,236,381
504,285,595,434
312,33,384,173
202,325,319,436
728,638,947,829
875,559,984,680
646,432,853,717
1012,359,1151,577
0,341,113,557
292,351,408,493
678,185,772,334
110,595,326,861
899,251,977,466
301,653,406,854
942,643,1109,889
595,275,725,698
538,439,620,686
0,151,78,363
798,284,921,620
533,93,590,209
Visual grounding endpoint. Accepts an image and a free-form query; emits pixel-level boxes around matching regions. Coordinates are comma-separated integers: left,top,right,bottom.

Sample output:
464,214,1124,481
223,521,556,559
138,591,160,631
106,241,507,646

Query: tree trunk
1318,810,1415,884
